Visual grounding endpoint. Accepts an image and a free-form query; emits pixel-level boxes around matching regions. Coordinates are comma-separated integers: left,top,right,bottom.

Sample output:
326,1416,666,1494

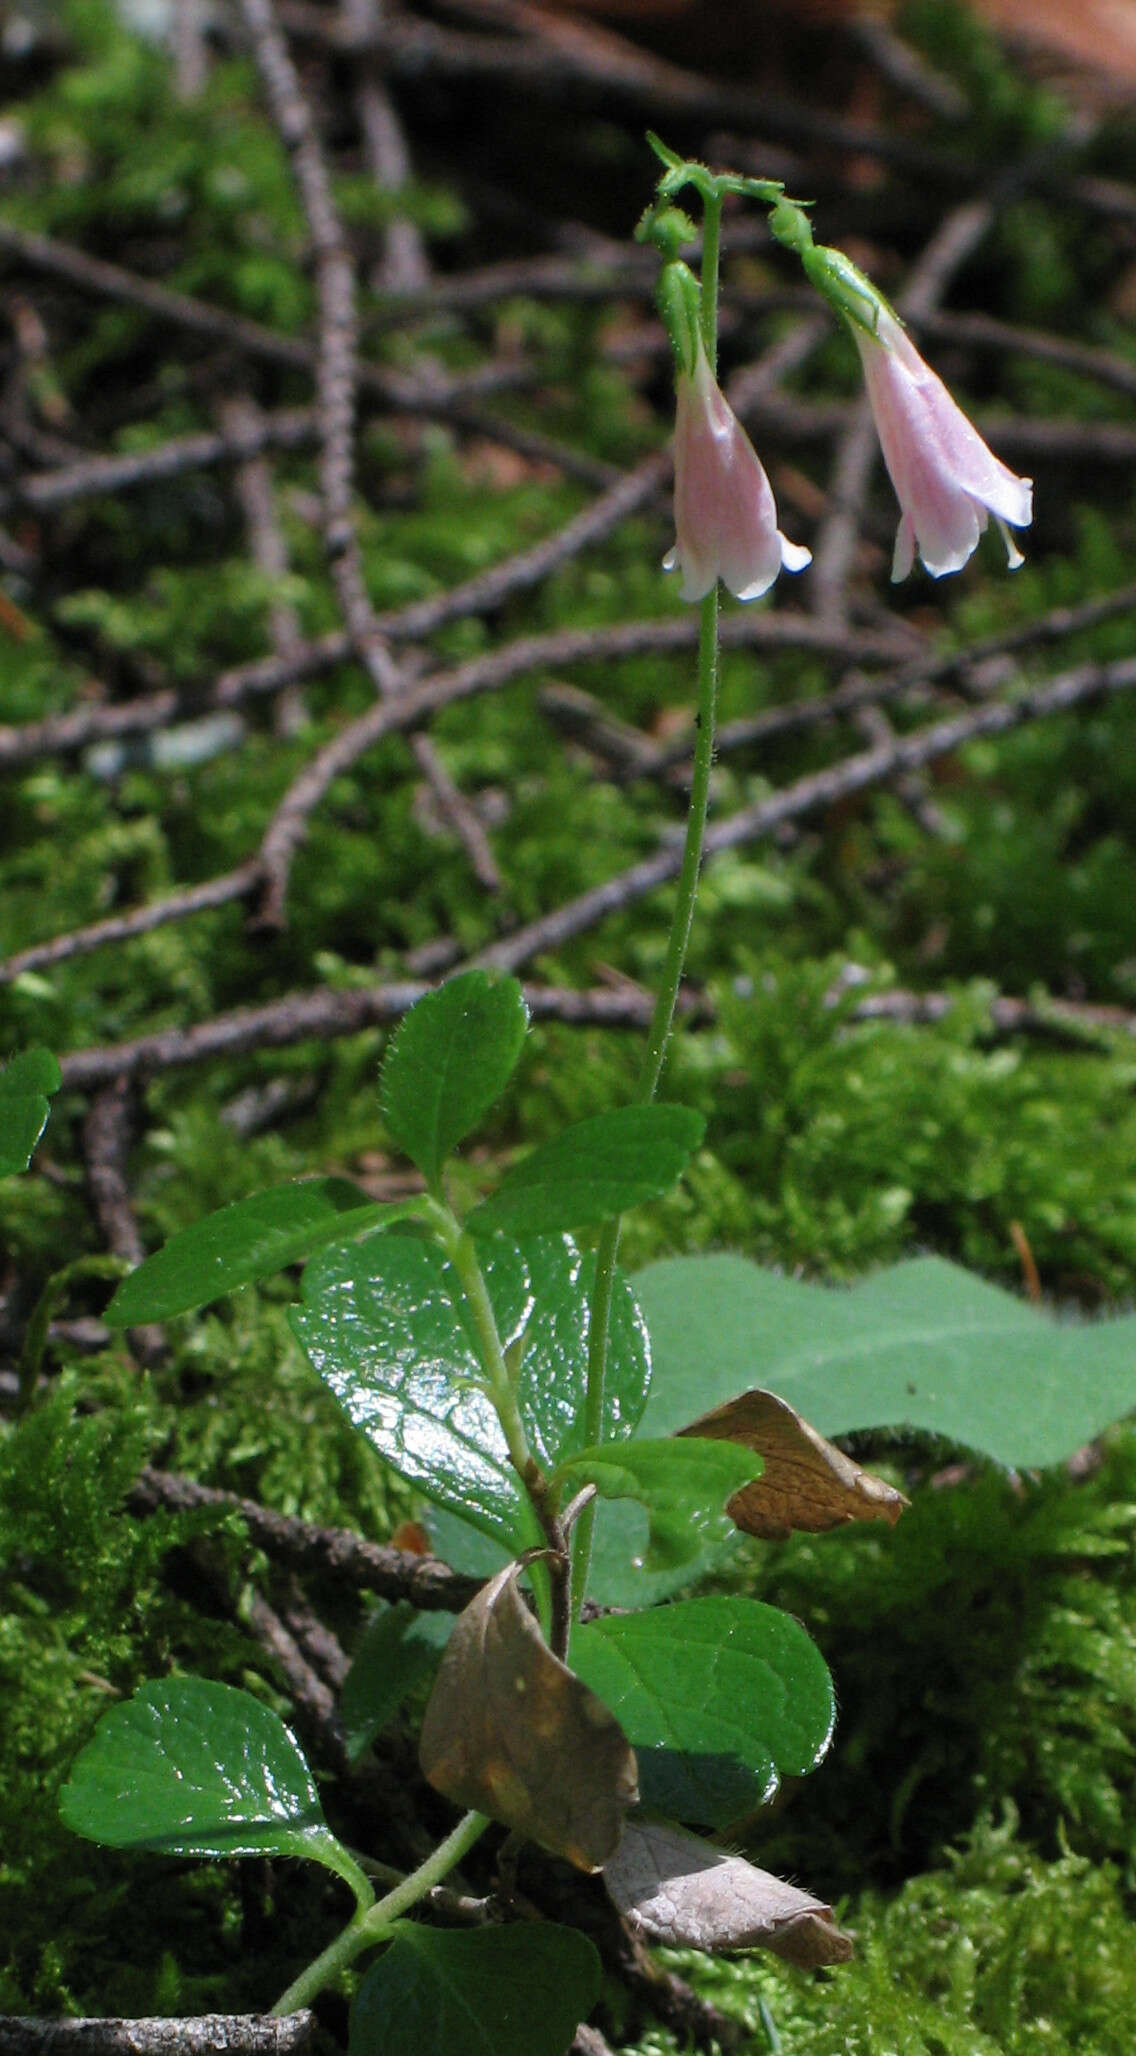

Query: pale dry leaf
678,1387,907,1539
604,1819,853,1967
418,1561,638,1870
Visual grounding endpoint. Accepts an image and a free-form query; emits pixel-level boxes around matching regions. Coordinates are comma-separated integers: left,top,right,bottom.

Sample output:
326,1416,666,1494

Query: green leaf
340,1605,450,1764
105,1179,420,1325
291,1233,650,1553
634,1252,1136,1469
380,971,529,1187
350,1921,601,2056
467,1104,705,1236
0,1047,62,1177
572,1596,835,1829
555,1438,762,1570
58,1677,360,1889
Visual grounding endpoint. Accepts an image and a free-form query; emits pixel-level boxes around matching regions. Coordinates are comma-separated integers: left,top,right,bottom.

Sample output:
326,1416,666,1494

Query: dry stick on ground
0,406,317,519
0,220,528,416
49,651,1136,1090
81,1081,165,1367
239,0,501,904
0,581,1117,990
279,1575,350,1692
58,984,699,1092
474,652,1136,974
129,1467,483,1611
0,603,907,775
0,2020,313,2056
342,0,430,295
221,395,308,735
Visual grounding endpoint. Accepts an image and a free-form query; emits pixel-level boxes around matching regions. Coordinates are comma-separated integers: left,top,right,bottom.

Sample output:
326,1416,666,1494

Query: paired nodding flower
664,334,811,604
851,307,1033,582
664,266,1031,600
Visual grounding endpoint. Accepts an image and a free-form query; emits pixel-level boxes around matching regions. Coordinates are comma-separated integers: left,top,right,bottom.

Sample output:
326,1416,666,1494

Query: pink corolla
852,307,1033,581
665,338,811,602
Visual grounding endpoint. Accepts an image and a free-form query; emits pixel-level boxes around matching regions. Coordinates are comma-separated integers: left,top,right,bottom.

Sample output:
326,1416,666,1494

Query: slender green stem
699,191,723,371
272,1810,490,2016
571,190,726,1636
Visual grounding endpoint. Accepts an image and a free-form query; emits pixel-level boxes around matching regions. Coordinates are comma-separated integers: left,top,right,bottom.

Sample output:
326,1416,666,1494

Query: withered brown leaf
418,1561,638,1871
678,1387,907,1539
604,1820,853,1968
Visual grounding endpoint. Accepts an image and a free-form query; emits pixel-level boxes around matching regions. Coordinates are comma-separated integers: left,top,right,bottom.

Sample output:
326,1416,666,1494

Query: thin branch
475,653,1136,973
238,0,500,902
58,983,697,1091
278,0,970,185
82,1078,164,1365
221,395,307,735
342,0,430,296
129,1468,483,1612
0,2022,313,2056
1,408,315,517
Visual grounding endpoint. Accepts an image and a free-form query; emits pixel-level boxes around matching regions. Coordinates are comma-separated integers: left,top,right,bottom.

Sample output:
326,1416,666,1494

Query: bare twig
239,0,501,902
343,0,429,295
475,653,1136,973
0,2021,313,2056
82,1079,164,1365
129,1467,483,1611
222,395,308,734
58,983,698,1091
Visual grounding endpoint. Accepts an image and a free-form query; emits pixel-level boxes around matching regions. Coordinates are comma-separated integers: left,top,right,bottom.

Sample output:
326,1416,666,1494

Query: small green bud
768,200,814,256
635,203,698,262
657,260,703,379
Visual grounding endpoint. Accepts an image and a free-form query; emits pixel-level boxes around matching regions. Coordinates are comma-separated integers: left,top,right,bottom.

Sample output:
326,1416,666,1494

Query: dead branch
0,2022,313,2056
129,1468,483,1612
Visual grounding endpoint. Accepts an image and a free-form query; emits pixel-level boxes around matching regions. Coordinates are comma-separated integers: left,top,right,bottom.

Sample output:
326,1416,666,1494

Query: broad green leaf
380,971,528,1187
340,1605,450,1763
572,1596,835,1829
105,1179,419,1325
555,1438,763,1570
290,1233,650,1553
467,1104,705,1236
350,1922,601,2056
58,1677,359,1888
0,1047,61,1177
634,1252,1136,1469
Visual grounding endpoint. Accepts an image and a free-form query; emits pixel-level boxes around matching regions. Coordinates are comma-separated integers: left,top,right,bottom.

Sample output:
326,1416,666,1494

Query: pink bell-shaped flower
665,338,811,602
852,307,1033,581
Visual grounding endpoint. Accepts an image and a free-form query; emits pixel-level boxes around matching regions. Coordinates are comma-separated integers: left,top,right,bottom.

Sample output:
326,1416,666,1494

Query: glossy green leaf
340,1605,450,1764
634,1252,1136,1469
380,971,529,1187
0,1047,61,1177
555,1438,762,1570
290,1232,650,1552
105,1179,419,1325
467,1104,705,1236
351,1922,601,2056
58,1677,359,1887
572,1596,835,1829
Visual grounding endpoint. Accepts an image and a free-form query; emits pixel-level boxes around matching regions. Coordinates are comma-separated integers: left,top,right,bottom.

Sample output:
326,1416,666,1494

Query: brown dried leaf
418,1561,638,1871
678,1387,907,1539
604,1820,854,1966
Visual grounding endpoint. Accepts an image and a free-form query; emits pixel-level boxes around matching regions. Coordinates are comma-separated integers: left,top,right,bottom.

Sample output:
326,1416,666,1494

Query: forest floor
5,3,1136,2051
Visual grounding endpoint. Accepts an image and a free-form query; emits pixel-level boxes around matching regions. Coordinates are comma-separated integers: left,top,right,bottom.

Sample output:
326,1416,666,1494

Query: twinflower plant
54,137,1059,2056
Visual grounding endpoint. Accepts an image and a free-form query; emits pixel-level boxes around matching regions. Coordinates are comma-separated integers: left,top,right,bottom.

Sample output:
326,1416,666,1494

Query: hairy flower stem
271,1809,490,2015
572,197,725,1633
